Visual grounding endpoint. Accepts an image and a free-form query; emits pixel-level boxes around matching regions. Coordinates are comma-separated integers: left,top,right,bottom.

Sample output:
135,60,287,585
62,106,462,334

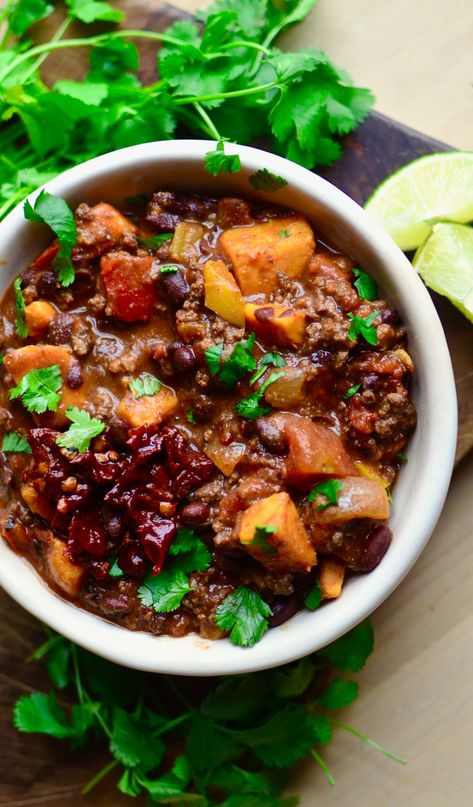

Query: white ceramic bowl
0,141,457,675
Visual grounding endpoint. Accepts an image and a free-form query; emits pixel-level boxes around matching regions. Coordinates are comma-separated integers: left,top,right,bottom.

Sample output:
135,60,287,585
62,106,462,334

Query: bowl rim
0,140,458,675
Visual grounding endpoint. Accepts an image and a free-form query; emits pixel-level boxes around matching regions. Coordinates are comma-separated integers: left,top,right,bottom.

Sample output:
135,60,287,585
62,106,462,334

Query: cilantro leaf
344,383,361,399
138,755,192,800
13,692,74,739
236,370,284,419
65,0,124,24
316,678,359,709
353,267,378,301
248,169,288,192
159,264,179,273
14,278,28,338
249,525,277,555
1,431,31,454
24,191,77,287
137,233,173,251
217,333,257,387
308,479,342,510
205,343,224,376
348,311,380,345
129,374,161,399
201,676,268,722
250,352,286,385
9,0,54,37
270,658,315,698
397,452,408,462
205,140,241,176
321,618,374,672
187,712,244,772
215,586,272,647
305,581,322,611
186,408,196,424
10,364,62,413
110,707,165,770
239,704,328,766
56,407,105,452
109,557,124,579
168,528,212,573
138,569,192,613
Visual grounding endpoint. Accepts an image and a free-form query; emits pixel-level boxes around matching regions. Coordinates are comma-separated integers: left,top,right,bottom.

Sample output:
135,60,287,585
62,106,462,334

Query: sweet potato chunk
319,557,345,599
24,301,56,339
3,345,86,424
75,202,137,258
245,302,306,346
46,536,86,597
220,217,315,295
268,413,356,487
238,491,317,573
204,260,245,327
312,477,390,524
117,388,178,427
100,251,158,321
20,483,53,521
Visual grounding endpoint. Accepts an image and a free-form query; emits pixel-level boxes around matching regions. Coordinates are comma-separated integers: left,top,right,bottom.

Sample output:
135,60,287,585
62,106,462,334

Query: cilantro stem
71,645,84,704
331,719,407,765
192,102,221,141
173,81,279,106
81,758,119,796
163,674,193,711
215,40,272,57
21,17,72,83
311,749,335,786
155,712,192,736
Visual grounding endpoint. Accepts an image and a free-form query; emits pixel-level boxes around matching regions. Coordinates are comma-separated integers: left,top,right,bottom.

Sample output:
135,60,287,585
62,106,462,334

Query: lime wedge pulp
413,222,473,322
364,152,473,251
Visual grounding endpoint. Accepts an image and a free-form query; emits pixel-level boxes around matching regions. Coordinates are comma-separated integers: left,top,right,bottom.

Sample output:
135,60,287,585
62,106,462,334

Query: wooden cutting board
0,4,472,806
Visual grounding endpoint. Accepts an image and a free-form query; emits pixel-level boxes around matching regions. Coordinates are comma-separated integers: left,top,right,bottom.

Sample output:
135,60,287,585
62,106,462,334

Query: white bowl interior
0,141,457,674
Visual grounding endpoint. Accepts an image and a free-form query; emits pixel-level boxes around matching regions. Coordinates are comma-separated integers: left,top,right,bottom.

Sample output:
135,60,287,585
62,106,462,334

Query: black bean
256,418,288,455
310,349,332,366
48,313,73,345
363,372,380,389
107,415,129,446
171,346,197,373
268,595,300,627
350,525,392,572
181,502,210,525
37,270,59,297
65,363,83,389
159,269,190,306
103,509,123,540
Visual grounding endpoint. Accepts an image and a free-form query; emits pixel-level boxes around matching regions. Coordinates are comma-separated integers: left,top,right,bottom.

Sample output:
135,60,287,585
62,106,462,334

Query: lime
413,222,473,321
364,152,473,251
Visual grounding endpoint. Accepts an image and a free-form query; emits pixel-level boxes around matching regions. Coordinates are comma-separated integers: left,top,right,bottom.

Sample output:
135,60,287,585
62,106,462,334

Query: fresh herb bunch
13,619,405,803
0,0,374,219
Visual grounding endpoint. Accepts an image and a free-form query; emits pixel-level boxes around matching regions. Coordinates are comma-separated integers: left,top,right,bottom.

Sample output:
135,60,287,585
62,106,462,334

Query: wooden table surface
1,2,473,806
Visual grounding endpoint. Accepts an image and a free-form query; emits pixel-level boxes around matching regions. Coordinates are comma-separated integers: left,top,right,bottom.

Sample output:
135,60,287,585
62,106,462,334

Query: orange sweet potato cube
273,414,356,486
75,202,137,258
117,387,178,427
3,345,86,425
220,217,315,295
24,301,56,339
244,302,306,346
46,536,86,597
204,260,245,327
319,557,346,599
238,491,317,573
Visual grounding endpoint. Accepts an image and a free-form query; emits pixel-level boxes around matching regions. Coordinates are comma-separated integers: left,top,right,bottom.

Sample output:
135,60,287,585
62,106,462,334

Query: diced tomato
100,251,158,321
31,242,59,269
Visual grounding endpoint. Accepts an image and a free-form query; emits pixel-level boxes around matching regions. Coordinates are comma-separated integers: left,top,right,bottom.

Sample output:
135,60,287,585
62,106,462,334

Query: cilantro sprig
205,333,257,388
12,617,406,802
56,407,105,453
129,374,161,399
250,351,286,385
138,528,212,613
348,311,380,346
235,370,285,419
0,0,374,221
10,364,62,413
353,267,379,301
13,278,28,338
308,480,342,510
24,191,77,287
215,586,273,647
137,232,173,251
1,431,31,454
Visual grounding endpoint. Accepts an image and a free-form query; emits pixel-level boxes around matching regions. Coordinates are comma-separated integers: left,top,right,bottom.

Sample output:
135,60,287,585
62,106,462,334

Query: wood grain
1,3,472,806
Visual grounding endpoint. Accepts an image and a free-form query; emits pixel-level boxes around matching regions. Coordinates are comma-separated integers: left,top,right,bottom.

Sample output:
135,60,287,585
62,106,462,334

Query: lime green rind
413,222,473,323
364,151,473,251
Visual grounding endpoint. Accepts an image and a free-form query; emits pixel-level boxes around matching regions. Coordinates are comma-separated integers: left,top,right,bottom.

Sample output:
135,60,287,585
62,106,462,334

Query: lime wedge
413,222,473,321
364,152,473,251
